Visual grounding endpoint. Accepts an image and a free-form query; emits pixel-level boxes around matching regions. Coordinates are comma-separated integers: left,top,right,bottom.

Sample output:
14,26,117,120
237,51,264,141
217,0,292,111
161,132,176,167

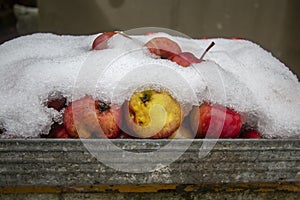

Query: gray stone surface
0,139,299,187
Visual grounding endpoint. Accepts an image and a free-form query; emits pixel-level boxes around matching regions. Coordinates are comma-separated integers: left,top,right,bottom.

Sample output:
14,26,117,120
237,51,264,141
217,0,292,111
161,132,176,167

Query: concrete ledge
0,139,299,187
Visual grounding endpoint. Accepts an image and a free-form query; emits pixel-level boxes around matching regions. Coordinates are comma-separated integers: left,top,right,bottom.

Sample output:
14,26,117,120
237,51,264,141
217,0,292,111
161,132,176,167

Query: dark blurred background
1,0,299,78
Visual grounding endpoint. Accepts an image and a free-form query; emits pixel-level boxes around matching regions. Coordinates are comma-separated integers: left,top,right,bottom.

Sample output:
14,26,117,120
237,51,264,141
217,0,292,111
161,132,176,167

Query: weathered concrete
0,139,299,187
0,139,299,199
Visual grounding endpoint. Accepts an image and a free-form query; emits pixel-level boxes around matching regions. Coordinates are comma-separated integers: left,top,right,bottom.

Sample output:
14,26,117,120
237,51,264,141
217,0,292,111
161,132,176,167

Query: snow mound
0,33,299,138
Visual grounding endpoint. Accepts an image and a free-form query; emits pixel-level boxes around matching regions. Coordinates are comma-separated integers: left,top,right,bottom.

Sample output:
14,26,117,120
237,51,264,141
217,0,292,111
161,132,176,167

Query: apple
46,92,66,111
48,123,70,138
240,130,262,139
170,41,215,67
96,100,122,138
117,130,135,139
170,52,201,67
92,31,117,50
124,90,182,138
190,103,243,138
145,37,182,59
63,95,121,138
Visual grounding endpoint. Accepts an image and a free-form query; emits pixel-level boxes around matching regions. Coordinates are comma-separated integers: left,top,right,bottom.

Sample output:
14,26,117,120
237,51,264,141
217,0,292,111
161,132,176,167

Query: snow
0,32,299,138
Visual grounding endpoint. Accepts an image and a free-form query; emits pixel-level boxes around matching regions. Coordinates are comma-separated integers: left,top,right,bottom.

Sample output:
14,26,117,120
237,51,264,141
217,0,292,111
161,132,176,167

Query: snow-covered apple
170,42,215,67
45,92,67,111
92,31,117,50
145,37,182,59
170,52,201,67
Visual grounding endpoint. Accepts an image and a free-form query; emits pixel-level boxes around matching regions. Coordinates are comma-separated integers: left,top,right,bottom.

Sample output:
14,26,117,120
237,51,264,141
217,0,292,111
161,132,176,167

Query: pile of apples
45,32,262,139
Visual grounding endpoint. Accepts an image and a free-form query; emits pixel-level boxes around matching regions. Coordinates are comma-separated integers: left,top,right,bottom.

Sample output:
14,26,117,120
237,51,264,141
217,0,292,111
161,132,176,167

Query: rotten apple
124,90,182,139
63,95,121,138
190,103,243,138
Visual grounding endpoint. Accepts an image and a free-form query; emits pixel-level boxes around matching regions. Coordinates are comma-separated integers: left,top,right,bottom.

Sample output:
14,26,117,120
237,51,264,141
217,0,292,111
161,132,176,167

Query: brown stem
199,41,215,61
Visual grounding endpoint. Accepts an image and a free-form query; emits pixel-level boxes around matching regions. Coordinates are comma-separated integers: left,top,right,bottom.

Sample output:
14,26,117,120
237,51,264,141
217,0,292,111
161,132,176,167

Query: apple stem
199,41,215,61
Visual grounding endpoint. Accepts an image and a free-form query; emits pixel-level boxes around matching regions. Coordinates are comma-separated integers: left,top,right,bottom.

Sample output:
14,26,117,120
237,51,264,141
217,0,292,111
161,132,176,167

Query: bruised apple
124,90,181,138
63,95,121,138
190,103,243,138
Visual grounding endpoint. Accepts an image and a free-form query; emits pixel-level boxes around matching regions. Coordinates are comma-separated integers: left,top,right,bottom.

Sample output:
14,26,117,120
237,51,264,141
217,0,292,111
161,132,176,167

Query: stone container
0,139,299,199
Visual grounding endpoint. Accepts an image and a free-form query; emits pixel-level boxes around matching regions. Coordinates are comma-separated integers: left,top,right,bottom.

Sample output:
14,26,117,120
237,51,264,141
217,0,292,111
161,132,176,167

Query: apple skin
63,95,120,138
46,95,67,111
48,124,70,138
240,130,262,139
124,90,182,139
190,103,243,138
96,100,122,138
171,52,201,67
92,31,117,50
145,37,182,59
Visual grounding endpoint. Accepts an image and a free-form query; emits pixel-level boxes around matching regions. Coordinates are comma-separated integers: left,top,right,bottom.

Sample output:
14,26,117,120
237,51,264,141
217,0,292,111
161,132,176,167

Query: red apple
48,123,70,138
190,103,243,138
145,37,182,59
63,95,120,138
170,41,215,67
46,92,66,111
96,100,122,138
171,52,201,67
92,31,117,50
117,131,135,139
240,130,262,139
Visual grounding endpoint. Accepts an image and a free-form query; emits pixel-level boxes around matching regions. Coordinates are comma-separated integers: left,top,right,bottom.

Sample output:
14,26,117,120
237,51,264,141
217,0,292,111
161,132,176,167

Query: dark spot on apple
140,93,150,103
97,101,110,112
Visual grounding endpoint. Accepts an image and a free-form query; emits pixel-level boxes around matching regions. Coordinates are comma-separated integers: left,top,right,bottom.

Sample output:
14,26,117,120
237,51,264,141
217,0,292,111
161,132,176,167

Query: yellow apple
124,90,182,138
